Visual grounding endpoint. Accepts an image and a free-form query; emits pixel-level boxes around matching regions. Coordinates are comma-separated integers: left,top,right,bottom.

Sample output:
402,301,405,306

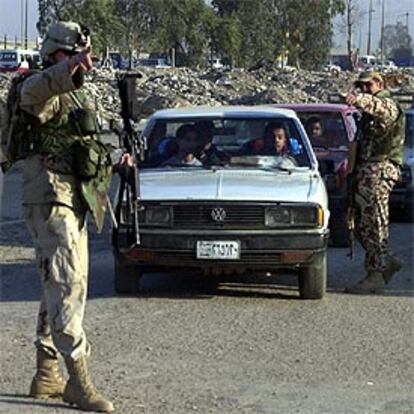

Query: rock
1,66,413,128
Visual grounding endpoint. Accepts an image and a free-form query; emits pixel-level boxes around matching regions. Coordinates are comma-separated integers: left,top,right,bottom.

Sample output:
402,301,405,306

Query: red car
272,104,358,246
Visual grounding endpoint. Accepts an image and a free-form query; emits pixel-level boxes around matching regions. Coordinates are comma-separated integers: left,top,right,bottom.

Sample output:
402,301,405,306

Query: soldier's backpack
0,70,39,173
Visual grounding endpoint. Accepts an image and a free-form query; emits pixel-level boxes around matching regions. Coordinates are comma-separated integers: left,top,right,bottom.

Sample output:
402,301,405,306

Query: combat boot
29,349,66,399
345,271,385,294
383,255,402,284
63,356,114,413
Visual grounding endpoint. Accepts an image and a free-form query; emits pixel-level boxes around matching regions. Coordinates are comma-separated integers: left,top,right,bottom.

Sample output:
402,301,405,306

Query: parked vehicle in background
272,104,358,246
0,48,41,73
136,58,171,68
112,106,330,299
390,108,414,221
109,51,128,69
358,54,377,69
209,57,224,69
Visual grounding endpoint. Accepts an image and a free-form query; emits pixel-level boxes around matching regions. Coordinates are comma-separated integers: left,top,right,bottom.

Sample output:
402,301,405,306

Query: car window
298,111,349,150
143,117,311,169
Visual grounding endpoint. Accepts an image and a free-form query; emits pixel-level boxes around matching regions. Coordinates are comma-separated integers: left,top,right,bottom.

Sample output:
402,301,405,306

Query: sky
333,0,414,54
0,0,413,54
0,0,39,43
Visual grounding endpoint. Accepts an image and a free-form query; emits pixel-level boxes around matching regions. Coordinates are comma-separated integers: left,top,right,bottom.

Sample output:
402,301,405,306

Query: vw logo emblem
211,207,226,222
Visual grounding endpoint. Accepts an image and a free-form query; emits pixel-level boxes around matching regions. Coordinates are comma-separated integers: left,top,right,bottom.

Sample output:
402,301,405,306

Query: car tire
330,207,350,247
114,257,142,295
298,251,327,299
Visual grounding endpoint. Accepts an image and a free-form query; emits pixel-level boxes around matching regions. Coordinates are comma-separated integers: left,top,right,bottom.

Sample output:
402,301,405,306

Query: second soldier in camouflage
345,70,405,294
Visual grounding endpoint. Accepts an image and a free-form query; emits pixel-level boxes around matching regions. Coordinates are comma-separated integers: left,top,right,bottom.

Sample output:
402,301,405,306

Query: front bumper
114,229,329,270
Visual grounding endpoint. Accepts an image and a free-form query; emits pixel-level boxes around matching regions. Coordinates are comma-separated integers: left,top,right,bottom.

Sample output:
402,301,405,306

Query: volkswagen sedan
112,106,330,299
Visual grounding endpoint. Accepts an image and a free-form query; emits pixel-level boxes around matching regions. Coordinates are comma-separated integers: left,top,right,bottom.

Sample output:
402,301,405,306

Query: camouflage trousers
24,203,90,361
354,160,401,273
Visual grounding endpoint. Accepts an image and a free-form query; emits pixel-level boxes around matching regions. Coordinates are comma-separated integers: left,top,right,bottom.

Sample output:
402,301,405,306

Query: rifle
346,111,362,260
116,73,145,246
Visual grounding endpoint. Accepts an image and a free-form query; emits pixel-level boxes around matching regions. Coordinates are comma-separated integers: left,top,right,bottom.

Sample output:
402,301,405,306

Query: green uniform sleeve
354,93,400,129
20,61,82,124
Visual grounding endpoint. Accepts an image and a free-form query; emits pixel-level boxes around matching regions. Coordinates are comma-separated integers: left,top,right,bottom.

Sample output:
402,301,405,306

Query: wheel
298,251,327,299
114,257,142,294
330,206,350,247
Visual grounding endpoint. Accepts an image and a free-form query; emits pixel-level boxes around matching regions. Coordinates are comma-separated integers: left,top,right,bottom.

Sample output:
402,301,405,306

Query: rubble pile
1,67,413,125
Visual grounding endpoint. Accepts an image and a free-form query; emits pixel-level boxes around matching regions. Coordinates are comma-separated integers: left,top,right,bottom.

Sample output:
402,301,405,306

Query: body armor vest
28,90,112,233
358,90,405,166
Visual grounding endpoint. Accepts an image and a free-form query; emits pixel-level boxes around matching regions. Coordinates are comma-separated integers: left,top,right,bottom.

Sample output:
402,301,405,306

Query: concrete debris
1,67,413,126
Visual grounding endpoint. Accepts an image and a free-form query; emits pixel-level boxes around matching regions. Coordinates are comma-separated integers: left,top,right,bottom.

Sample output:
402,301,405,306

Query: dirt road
1,168,413,414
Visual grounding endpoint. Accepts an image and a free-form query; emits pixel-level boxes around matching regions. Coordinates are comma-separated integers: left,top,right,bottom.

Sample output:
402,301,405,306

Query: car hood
139,168,317,203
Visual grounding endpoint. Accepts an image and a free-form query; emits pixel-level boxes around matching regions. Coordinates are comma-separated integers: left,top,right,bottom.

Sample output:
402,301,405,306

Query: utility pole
20,0,24,48
406,12,410,33
380,0,385,66
367,0,374,55
24,0,28,50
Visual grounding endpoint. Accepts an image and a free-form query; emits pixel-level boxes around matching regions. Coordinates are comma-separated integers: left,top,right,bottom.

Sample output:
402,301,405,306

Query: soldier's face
362,79,382,95
53,50,74,63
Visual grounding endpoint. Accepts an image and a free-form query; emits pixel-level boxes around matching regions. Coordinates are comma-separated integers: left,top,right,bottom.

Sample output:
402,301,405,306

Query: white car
112,106,330,299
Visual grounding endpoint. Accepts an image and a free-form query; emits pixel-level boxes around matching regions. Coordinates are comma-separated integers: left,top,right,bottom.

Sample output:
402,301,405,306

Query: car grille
140,249,282,266
173,203,265,229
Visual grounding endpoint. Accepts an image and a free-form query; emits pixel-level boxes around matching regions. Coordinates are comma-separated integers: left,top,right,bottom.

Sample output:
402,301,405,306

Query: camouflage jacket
354,89,405,166
20,61,112,232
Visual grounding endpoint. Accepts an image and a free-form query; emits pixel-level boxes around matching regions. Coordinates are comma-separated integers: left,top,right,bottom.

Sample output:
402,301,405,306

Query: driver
264,122,290,155
163,124,202,166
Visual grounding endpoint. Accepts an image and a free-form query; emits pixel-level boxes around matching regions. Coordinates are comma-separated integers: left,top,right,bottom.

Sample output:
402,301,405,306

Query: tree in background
213,0,344,70
113,0,152,65
212,0,278,68
37,0,345,70
37,0,82,35
380,22,413,59
146,0,212,67
209,14,242,68
282,0,344,70
337,0,363,71
37,0,121,55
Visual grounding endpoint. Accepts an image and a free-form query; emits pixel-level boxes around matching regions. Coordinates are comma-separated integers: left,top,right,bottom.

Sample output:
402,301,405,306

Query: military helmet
354,70,384,87
40,21,91,60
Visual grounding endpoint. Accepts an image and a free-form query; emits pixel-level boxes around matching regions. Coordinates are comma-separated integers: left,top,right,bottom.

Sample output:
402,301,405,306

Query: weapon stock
116,73,144,246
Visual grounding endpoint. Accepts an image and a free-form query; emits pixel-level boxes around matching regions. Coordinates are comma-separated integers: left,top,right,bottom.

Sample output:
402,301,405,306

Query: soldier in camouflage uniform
345,71,405,294
19,22,131,412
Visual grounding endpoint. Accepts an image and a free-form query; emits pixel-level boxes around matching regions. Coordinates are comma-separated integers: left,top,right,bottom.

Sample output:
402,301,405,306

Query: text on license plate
196,241,240,260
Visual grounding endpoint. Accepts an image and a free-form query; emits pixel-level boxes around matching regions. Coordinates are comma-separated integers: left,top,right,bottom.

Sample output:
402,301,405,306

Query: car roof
272,103,354,113
150,105,298,120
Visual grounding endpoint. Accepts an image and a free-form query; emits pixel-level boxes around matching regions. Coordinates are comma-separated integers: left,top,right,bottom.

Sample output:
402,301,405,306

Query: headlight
265,206,291,226
265,205,323,227
143,206,173,226
291,207,318,225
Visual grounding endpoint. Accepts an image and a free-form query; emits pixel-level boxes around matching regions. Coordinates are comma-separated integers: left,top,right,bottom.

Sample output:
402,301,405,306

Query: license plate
196,240,240,260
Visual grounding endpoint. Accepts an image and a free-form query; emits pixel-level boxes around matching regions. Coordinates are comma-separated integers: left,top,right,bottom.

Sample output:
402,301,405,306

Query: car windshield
0,52,17,62
406,112,414,147
142,117,311,170
298,111,349,150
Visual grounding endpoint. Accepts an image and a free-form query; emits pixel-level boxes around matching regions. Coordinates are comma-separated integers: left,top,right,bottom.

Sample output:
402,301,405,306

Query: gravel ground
1,168,413,414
